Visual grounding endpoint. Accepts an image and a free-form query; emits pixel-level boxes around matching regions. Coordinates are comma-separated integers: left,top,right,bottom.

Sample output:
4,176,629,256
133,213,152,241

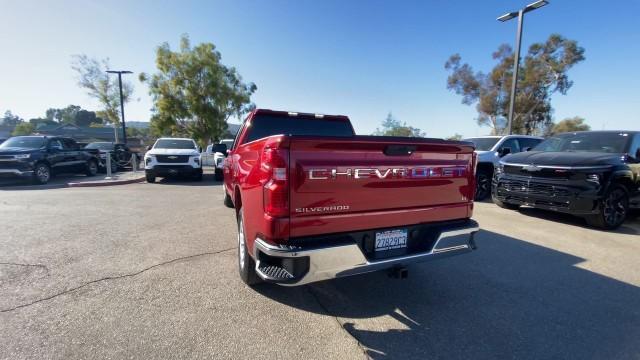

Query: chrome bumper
253,219,479,286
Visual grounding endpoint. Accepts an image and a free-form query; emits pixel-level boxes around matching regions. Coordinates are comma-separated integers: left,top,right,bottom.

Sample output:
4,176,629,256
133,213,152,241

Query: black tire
215,169,223,182
32,163,51,185
493,196,520,210
475,169,492,201
585,185,629,229
85,160,98,177
146,174,156,183
193,169,203,181
223,188,234,208
237,208,262,286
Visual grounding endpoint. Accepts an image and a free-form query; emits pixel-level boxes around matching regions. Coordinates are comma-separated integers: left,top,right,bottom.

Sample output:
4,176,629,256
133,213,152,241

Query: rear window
243,115,354,143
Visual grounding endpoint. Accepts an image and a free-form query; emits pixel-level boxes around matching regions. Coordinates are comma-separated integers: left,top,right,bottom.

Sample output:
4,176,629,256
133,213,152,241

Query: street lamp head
524,0,549,12
497,12,518,22
106,70,133,74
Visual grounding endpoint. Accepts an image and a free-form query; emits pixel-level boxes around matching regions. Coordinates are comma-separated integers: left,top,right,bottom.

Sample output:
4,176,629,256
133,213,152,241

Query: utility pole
106,70,132,144
497,0,549,135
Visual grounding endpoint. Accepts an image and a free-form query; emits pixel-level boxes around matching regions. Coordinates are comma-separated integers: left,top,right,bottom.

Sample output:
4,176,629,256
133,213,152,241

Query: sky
1,0,639,138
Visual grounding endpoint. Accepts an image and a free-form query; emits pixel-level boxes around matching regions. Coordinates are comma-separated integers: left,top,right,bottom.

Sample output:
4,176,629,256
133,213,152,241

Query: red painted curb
67,176,146,188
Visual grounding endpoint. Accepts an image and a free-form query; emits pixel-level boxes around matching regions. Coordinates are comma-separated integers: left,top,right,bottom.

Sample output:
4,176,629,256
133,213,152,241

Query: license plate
375,229,408,251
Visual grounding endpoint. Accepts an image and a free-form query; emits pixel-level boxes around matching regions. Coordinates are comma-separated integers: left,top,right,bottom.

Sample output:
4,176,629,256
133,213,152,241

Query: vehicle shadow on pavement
0,173,87,190
153,173,222,186
255,229,640,360
515,207,640,235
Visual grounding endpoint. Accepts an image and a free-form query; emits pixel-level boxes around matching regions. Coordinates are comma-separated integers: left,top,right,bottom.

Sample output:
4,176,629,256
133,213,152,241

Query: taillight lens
262,146,289,217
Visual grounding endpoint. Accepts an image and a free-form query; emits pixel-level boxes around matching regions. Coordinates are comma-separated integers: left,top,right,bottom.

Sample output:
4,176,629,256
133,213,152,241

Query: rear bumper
252,219,479,286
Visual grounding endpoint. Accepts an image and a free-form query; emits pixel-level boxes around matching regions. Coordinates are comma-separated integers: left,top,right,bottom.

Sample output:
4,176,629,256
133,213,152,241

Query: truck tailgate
288,136,475,237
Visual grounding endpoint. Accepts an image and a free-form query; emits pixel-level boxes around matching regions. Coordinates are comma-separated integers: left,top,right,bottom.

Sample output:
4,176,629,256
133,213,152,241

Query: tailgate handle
384,145,416,156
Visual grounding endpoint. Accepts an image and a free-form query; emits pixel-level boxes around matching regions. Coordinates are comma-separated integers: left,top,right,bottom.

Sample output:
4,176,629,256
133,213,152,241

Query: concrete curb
67,175,146,188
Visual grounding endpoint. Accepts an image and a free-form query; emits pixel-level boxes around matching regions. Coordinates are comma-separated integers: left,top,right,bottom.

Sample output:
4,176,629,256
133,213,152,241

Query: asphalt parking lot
1,176,639,360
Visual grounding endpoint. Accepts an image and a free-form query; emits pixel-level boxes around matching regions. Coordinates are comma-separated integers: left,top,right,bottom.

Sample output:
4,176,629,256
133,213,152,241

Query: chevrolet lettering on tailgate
307,166,466,180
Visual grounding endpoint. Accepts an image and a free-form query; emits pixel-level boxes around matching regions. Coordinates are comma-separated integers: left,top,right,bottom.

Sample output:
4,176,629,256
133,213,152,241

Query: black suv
492,131,640,229
0,136,100,184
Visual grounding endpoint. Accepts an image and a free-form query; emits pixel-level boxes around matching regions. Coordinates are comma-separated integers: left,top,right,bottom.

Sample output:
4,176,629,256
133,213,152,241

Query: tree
446,133,463,141
445,34,585,135
43,105,102,127
547,116,590,136
1,110,23,126
373,112,425,137
74,109,102,127
140,34,257,146
12,122,34,136
71,55,133,127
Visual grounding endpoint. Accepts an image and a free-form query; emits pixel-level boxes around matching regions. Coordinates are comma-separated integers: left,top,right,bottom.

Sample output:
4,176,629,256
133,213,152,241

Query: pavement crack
0,247,235,314
0,262,49,275
306,286,371,359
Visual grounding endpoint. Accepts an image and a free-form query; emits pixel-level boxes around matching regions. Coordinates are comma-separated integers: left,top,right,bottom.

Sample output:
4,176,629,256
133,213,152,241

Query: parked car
223,109,479,286
85,142,140,172
203,139,234,181
463,135,544,200
144,137,202,182
0,136,100,184
492,131,640,229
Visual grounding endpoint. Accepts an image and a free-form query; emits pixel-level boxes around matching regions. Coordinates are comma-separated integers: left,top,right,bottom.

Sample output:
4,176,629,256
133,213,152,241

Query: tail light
470,152,478,200
262,144,289,217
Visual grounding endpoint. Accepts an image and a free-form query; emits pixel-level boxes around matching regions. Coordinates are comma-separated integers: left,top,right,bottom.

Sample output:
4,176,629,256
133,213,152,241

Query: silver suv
464,135,544,200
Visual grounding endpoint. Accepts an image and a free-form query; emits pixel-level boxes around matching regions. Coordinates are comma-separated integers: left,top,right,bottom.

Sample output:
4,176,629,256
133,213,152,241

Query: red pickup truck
223,109,479,286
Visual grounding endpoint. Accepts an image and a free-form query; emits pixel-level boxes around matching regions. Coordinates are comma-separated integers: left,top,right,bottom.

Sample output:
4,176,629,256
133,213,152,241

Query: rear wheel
585,185,629,229
493,196,520,210
32,163,51,185
146,174,156,183
474,170,492,201
237,208,262,286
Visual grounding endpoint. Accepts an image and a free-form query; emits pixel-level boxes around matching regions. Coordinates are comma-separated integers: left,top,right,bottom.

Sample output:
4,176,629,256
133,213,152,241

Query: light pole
106,70,132,144
497,0,549,135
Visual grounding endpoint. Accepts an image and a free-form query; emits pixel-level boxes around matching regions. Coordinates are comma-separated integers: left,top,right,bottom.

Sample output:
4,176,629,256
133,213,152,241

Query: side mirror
523,147,532,152
146,145,152,151
211,144,228,155
499,147,512,157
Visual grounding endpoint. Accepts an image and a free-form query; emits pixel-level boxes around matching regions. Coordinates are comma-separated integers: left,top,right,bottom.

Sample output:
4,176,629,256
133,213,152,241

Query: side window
500,138,520,153
519,138,542,151
61,139,77,150
629,134,640,160
49,139,63,150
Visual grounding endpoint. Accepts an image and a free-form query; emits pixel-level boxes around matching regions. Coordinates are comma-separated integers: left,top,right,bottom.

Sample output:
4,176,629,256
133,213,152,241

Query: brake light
262,145,289,217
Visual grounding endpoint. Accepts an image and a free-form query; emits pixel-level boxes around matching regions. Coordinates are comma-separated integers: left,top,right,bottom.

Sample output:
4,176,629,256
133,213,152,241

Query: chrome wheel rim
603,189,627,226
238,214,246,269
36,166,50,183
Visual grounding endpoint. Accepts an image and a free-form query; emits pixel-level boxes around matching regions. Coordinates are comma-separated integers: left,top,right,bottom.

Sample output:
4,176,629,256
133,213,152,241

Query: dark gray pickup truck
0,136,100,184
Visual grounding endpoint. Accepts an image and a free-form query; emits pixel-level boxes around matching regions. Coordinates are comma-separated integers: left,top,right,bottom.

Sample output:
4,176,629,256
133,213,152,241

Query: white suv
144,138,203,182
